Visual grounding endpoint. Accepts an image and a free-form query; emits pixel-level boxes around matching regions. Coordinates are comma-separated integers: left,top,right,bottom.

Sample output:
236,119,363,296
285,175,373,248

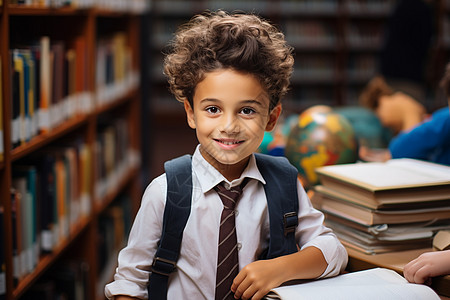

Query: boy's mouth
214,138,244,146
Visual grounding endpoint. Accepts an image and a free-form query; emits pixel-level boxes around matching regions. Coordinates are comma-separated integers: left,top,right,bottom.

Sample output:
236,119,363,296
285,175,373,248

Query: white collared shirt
105,146,348,299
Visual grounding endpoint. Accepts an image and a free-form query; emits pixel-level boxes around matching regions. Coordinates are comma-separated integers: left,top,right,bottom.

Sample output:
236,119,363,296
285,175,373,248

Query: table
345,246,450,299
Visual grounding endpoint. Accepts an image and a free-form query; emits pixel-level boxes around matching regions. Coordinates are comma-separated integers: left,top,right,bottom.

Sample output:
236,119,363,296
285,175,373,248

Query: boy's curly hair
163,10,294,110
359,75,394,110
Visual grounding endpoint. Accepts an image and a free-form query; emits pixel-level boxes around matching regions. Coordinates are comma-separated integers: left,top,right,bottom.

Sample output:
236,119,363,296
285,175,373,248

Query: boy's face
185,69,281,177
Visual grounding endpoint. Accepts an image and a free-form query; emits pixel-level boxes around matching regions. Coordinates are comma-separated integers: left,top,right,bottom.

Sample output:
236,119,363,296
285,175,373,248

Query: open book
264,268,440,300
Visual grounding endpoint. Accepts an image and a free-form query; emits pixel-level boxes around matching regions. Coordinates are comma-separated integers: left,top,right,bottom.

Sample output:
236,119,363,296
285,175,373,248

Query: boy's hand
231,259,285,300
231,246,327,300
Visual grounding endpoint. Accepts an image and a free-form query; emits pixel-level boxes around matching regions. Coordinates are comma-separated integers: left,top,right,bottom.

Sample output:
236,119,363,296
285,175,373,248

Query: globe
334,106,392,149
285,108,358,188
258,113,299,156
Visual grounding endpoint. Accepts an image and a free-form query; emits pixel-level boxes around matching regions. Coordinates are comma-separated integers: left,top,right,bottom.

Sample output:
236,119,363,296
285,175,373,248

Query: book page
317,159,450,189
264,268,440,300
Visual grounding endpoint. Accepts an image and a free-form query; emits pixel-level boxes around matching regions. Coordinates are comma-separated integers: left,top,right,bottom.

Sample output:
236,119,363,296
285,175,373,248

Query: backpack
147,153,299,299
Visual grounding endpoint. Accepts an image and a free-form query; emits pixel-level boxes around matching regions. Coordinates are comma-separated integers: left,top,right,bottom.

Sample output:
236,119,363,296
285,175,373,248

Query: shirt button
235,210,239,216
237,243,242,250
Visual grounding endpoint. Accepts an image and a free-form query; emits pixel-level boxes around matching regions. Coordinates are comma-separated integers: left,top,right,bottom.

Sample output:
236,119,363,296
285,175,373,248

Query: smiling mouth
214,139,244,145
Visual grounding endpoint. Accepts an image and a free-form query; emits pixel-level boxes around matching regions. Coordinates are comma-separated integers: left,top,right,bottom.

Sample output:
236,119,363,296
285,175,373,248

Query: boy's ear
265,104,282,131
184,99,196,129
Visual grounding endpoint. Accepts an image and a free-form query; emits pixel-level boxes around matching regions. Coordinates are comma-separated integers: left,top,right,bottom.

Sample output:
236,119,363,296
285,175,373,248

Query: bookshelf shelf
95,88,137,115
7,5,87,16
10,115,89,162
12,215,91,299
0,2,147,299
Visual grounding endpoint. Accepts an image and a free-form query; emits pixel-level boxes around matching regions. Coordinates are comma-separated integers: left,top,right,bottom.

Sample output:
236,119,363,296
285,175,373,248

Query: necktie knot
214,183,243,210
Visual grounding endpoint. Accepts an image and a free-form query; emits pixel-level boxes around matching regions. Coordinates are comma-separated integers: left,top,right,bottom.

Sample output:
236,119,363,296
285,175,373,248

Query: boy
105,11,347,300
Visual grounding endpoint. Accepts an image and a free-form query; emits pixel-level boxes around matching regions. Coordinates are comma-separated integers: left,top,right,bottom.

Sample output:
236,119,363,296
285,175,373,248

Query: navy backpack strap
255,153,299,259
147,154,193,300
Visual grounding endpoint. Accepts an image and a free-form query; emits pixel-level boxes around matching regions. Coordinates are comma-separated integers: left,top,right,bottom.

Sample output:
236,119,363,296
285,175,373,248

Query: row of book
8,0,150,13
10,139,92,285
0,56,4,162
311,159,450,255
96,32,140,108
21,259,89,300
287,54,375,83
10,36,92,149
0,206,6,300
18,193,132,299
96,194,132,298
153,0,395,15
346,54,377,81
94,116,140,205
345,23,383,48
283,21,337,48
8,120,139,286
9,34,139,150
344,0,396,14
294,56,336,81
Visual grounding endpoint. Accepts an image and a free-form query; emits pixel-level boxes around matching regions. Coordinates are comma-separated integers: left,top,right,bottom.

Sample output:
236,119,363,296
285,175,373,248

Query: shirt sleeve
104,175,167,299
295,181,348,278
389,109,450,160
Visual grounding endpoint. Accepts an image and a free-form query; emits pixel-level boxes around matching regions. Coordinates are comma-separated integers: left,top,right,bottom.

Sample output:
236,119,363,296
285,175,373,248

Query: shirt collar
192,145,266,194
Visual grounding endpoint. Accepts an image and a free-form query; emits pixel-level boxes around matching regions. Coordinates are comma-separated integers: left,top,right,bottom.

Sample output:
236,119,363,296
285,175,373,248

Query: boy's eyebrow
200,98,266,107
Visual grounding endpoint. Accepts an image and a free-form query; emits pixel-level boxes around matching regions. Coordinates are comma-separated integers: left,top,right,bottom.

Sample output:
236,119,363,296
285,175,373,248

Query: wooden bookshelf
0,1,149,299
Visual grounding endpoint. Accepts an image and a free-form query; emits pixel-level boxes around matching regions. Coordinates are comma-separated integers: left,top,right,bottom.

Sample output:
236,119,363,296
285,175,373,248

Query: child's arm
403,250,450,284
231,246,327,300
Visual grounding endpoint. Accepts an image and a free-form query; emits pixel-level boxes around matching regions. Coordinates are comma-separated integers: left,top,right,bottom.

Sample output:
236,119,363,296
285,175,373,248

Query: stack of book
311,158,450,255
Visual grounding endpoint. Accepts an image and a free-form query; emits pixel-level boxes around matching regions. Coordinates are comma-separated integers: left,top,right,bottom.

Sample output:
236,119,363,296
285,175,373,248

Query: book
38,153,56,252
12,50,26,147
327,219,433,254
12,176,34,275
0,206,6,300
0,55,3,162
10,188,23,285
322,212,450,241
55,156,69,242
13,166,39,272
264,268,440,300
312,187,450,226
315,159,450,209
10,54,20,149
50,41,65,127
39,36,51,132
17,50,32,143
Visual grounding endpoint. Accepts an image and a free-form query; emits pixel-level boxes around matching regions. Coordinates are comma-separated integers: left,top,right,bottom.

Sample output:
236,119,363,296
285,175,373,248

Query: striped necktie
214,182,245,300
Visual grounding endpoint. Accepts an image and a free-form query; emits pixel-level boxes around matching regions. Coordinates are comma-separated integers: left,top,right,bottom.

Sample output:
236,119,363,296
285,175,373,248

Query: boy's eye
241,107,256,115
206,106,220,114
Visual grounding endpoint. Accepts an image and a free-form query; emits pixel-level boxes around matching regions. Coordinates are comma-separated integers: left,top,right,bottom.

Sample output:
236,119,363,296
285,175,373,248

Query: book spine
10,188,22,286
0,206,6,300
39,36,51,133
0,56,3,162
39,154,56,253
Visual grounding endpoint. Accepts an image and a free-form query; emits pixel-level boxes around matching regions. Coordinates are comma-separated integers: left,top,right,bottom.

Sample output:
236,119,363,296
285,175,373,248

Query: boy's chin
200,147,250,168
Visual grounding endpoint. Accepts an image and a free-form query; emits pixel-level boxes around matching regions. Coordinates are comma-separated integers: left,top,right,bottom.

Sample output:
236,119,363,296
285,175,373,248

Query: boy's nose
220,114,240,134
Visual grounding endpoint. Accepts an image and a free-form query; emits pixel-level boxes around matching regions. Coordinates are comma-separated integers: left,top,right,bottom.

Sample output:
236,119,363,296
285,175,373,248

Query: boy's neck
199,146,250,182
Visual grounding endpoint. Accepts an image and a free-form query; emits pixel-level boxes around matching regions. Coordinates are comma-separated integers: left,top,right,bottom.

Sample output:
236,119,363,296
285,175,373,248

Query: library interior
0,0,449,299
